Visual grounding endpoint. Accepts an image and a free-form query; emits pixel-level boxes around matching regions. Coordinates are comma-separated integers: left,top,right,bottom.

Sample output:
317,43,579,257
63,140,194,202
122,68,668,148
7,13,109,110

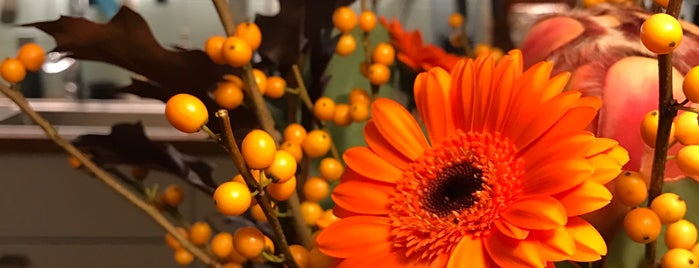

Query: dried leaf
73,122,217,195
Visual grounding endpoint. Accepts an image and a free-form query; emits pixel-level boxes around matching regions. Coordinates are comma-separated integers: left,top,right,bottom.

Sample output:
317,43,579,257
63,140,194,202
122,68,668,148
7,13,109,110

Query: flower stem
645,1,683,266
210,0,310,247
0,83,222,268
214,110,298,268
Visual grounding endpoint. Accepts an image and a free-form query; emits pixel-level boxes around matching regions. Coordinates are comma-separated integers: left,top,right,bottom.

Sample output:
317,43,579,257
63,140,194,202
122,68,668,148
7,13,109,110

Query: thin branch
214,110,298,268
291,65,341,160
645,1,683,266
211,0,310,248
0,84,222,268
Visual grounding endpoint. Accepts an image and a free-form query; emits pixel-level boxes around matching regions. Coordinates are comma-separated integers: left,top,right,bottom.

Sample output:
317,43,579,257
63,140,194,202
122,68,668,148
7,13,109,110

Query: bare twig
215,110,298,268
210,0,310,247
0,84,222,268
645,1,683,266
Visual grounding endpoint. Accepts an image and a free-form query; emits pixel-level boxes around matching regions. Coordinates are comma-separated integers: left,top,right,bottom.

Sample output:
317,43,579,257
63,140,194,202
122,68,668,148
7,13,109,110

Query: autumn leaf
73,122,217,195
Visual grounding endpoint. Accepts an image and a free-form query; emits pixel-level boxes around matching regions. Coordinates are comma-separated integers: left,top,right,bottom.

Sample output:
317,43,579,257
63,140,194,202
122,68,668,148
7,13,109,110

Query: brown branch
214,110,298,268
0,84,222,268
210,0,310,248
645,1,683,267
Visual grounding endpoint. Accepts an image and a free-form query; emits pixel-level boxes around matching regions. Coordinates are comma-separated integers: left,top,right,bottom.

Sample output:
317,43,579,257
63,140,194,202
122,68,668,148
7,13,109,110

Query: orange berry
280,141,304,162
335,33,357,56
641,13,683,55
348,88,370,105
677,145,699,178
473,43,491,56
213,181,252,216
223,263,244,268
308,247,338,268
302,130,332,158
350,102,370,122
318,157,344,181
623,207,662,244
284,123,308,145
222,36,253,67
189,221,212,246
0,58,26,84
650,192,687,224
16,43,45,72
313,97,336,121
683,66,699,103
303,176,330,202
332,6,357,33
265,150,298,183
614,171,648,207
242,129,277,169
233,226,266,259
228,245,248,264
165,93,209,133
358,10,377,32
660,248,698,268
210,232,234,258
67,156,82,169
264,76,286,98
332,103,352,126
249,203,269,222
205,35,227,64
165,227,189,250
665,219,698,249
691,244,699,260
224,75,245,89
267,175,297,201
289,245,310,268
316,209,340,229
367,63,390,86
675,111,699,145
234,22,262,51
641,109,676,148
371,42,395,66
448,13,465,28
174,249,194,265
251,68,267,95
162,184,184,207
214,82,244,110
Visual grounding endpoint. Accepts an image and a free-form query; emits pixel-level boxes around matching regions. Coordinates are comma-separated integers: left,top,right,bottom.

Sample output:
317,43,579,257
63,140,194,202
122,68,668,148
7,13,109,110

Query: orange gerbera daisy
380,17,462,72
317,49,629,267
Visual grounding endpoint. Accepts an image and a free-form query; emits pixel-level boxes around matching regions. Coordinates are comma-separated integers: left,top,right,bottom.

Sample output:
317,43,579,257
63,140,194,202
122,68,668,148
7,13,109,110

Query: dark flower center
422,163,484,217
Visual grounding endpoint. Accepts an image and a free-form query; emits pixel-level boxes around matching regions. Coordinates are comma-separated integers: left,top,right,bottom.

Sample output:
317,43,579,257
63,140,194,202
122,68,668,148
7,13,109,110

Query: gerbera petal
502,62,555,133
372,98,429,159
586,137,620,157
337,251,410,268
429,253,451,268
472,53,495,131
414,67,454,144
512,91,583,150
451,59,476,130
495,219,530,240
555,181,612,216
587,153,625,185
343,147,402,184
485,230,546,268
447,235,491,268
536,97,602,139
502,196,568,230
521,159,593,197
317,216,393,258
529,225,575,262
486,55,517,131
364,121,412,169
566,217,607,262
539,72,571,106
332,178,393,216
521,131,595,171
